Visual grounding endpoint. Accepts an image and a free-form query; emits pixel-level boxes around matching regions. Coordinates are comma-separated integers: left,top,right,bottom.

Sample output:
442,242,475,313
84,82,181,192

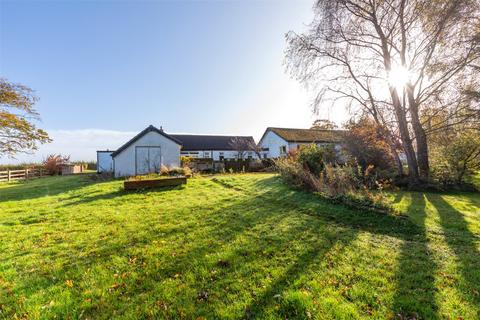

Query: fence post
7,169,10,182
26,168,29,180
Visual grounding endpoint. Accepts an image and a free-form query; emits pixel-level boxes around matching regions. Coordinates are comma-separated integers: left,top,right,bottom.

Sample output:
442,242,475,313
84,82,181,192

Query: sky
0,0,348,164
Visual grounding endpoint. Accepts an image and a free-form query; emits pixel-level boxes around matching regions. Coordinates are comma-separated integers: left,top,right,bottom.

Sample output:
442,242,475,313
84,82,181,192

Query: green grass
0,174,479,319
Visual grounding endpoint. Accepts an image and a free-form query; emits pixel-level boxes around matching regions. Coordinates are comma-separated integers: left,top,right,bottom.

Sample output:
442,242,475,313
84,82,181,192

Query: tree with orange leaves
0,78,51,156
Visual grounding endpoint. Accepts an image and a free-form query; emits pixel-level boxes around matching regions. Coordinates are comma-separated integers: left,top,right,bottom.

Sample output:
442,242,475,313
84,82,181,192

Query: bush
275,148,393,213
43,154,70,175
159,165,170,176
168,167,183,176
182,166,193,177
0,163,40,171
430,129,480,186
297,144,337,175
158,165,193,177
343,117,399,176
181,156,192,167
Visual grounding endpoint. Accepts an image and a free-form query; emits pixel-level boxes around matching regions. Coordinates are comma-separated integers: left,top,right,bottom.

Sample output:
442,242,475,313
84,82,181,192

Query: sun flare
387,65,412,91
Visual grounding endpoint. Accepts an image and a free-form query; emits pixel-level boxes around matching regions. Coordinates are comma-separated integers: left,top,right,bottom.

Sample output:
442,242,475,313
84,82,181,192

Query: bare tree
311,119,338,130
286,0,480,185
247,139,263,159
229,137,254,160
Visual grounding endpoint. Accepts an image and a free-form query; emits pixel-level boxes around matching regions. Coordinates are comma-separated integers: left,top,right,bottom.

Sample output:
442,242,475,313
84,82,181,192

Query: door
135,146,161,175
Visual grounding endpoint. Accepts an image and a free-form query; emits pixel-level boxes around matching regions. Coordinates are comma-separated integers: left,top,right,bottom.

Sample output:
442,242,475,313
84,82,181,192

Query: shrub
182,166,192,177
0,163,40,171
159,165,169,176
181,156,192,167
169,167,192,177
343,117,399,176
158,166,193,177
43,154,70,175
168,167,183,176
275,152,393,213
297,144,337,175
430,129,480,186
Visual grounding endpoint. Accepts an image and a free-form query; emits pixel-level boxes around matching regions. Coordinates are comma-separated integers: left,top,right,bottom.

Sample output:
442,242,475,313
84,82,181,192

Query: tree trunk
390,88,420,185
372,16,419,185
406,85,430,180
383,129,404,176
391,147,404,176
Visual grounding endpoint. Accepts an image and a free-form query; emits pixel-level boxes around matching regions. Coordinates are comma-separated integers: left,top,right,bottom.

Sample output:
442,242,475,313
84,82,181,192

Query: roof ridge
269,127,345,131
265,127,345,143
111,125,182,157
170,133,253,137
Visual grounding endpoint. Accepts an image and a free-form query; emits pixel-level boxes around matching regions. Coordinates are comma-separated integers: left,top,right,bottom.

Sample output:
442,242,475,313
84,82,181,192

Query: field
0,173,479,319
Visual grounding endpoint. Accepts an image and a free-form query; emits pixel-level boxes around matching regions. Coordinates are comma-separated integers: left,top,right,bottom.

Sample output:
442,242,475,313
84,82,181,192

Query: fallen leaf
65,280,74,288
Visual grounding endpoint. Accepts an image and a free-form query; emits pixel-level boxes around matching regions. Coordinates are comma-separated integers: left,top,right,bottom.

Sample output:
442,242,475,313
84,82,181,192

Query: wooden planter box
124,177,187,190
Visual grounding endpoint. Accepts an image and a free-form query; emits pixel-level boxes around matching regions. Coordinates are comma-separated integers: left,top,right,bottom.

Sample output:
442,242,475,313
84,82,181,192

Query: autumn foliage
0,78,51,156
343,118,397,173
43,154,70,175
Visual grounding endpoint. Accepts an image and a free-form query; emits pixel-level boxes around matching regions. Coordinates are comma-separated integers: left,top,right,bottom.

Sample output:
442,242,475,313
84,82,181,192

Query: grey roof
170,134,256,151
261,127,346,143
111,125,182,158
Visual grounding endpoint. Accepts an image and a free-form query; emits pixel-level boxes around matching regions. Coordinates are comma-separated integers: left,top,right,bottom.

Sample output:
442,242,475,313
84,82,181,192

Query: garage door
135,146,161,175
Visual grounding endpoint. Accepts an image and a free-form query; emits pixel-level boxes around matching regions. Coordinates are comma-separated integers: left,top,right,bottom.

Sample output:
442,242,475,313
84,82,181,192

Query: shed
96,150,114,173
61,164,84,175
111,125,182,177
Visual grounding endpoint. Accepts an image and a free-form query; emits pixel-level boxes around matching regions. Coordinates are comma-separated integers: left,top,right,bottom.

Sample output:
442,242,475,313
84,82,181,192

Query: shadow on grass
0,175,112,203
3,175,433,319
253,177,423,240
426,194,480,315
241,229,358,319
240,178,430,318
392,193,439,319
61,184,186,207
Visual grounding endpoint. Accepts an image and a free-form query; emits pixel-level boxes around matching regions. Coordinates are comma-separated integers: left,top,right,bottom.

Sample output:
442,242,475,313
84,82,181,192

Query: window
263,154,267,159
280,146,287,155
247,152,253,160
204,151,211,158
219,152,225,161
181,151,199,158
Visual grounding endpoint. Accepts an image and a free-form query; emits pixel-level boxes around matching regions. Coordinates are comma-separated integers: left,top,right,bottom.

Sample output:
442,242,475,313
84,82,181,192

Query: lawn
0,174,479,319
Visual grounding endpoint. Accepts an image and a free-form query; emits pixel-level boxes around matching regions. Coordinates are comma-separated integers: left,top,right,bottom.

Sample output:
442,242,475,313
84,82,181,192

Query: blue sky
1,0,346,163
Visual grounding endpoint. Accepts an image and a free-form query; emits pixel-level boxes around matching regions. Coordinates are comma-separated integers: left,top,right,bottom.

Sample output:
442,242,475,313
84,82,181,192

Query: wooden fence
0,168,47,182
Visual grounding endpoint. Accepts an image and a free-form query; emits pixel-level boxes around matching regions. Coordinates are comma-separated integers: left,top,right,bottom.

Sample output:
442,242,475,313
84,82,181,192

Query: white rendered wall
97,151,113,173
113,131,181,177
180,150,258,160
258,131,288,158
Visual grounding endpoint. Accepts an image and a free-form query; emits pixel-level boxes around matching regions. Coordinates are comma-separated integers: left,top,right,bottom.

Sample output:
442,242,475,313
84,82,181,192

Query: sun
387,65,411,91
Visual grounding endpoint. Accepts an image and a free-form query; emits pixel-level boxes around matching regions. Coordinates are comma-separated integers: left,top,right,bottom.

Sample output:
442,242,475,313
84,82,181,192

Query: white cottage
103,125,182,177
170,134,258,160
258,127,346,158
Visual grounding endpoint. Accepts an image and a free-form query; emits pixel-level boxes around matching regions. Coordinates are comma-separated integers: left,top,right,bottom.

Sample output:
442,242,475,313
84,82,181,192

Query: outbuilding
109,125,182,177
258,127,345,158
96,150,114,173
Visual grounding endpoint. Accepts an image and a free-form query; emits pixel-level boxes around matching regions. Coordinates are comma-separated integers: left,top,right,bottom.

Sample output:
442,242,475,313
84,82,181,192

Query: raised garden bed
124,176,187,190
